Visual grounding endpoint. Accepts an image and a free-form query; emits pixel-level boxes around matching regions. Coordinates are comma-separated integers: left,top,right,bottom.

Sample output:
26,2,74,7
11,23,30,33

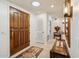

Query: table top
50,39,69,56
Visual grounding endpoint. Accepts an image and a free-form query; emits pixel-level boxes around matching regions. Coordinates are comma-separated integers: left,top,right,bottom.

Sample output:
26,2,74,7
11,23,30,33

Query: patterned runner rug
16,46,43,58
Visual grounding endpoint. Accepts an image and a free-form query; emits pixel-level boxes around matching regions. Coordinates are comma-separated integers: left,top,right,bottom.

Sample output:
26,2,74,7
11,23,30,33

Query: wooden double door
10,6,30,55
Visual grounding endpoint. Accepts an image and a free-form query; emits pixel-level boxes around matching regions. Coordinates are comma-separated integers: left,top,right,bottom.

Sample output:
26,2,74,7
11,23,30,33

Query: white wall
30,13,48,44
52,18,64,32
50,17,64,39
30,14,38,44
36,13,48,44
0,0,10,57
70,0,79,58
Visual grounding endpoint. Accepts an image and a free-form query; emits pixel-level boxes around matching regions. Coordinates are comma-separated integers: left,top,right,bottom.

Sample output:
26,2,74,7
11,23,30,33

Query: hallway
0,0,79,58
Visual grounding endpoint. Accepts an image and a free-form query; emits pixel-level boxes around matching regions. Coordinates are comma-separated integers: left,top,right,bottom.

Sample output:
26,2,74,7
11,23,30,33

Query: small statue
54,26,60,32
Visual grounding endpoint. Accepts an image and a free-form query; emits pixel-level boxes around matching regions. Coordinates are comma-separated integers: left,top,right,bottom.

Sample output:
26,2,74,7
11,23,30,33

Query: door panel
13,30,20,48
10,14,14,28
24,14,29,28
13,12,19,28
20,29,24,44
25,31,30,43
10,6,30,56
20,13,24,28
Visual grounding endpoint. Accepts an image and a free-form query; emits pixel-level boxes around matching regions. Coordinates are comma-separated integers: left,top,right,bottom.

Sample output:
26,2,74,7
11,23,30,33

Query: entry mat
16,46,43,58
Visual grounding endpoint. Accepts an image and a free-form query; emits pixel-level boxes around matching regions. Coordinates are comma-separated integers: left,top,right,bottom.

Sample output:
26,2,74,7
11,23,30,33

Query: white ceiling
8,0,64,18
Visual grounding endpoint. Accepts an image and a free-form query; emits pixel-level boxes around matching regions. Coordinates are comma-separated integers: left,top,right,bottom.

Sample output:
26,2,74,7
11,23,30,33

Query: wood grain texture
10,6,30,56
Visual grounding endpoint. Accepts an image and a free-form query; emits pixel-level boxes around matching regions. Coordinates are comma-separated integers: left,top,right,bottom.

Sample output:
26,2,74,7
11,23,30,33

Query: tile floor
10,39,56,58
30,39,56,58
11,35,70,58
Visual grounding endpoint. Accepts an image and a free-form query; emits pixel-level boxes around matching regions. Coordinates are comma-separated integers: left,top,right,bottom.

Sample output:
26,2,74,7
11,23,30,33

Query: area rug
16,46,43,58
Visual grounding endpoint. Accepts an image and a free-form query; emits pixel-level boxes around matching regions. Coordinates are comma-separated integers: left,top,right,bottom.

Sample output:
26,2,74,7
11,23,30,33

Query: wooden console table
50,39,70,58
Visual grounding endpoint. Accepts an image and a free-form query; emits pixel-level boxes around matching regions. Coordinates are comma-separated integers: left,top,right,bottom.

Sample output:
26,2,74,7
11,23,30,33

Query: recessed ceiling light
51,5,54,8
32,1,40,7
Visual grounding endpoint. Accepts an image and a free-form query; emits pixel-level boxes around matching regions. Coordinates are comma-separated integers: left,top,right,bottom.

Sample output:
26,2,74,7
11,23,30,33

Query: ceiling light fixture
32,1,40,7
51,5,54,8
